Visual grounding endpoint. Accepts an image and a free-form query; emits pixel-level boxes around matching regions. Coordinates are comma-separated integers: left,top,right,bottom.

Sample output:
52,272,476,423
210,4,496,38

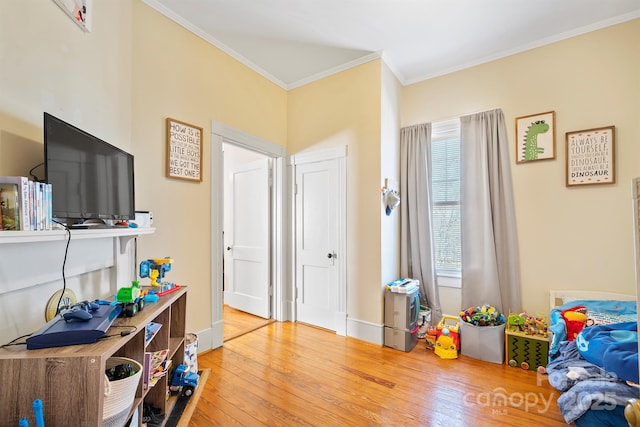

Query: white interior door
295,158,339,331
224,157,271,318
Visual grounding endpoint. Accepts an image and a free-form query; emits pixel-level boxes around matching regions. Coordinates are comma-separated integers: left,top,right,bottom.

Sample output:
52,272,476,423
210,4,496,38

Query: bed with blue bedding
546,293,640,426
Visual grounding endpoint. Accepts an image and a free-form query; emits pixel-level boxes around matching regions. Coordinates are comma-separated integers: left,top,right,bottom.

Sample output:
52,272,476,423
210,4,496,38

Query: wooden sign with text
166,118,203,182
566,126,615,187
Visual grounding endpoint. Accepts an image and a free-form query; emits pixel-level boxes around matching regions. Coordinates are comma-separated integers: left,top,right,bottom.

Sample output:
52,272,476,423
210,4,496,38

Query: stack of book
144,348,171,390
0,176,52,231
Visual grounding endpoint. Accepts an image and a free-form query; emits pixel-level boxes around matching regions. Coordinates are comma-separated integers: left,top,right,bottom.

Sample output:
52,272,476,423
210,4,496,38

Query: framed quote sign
166,118,203,182
566,126,615,187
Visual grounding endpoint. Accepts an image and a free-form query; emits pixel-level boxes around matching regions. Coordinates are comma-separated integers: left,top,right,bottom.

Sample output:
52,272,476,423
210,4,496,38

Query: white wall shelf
0,227,155,245
0,228,155,298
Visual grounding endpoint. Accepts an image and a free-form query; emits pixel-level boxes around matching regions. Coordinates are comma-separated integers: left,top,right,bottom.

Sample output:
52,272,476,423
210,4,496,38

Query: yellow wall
131,3,287,333
1,0,638,341
0,1,287,338
380,63,402,293
403,19,640,314
0,1,133,174
288,60,384,324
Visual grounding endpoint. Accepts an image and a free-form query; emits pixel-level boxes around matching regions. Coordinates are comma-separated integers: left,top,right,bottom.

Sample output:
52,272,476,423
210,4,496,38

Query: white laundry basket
102,357,142,427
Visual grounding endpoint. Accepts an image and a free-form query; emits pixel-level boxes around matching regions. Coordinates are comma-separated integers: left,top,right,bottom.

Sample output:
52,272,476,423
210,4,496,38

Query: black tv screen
44,112,135,223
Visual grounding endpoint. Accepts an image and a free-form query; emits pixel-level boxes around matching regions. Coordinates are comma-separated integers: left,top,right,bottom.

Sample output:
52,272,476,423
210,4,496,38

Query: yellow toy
434,333,458,359
140,257,174,287
425,325,438,350
433,315,460,359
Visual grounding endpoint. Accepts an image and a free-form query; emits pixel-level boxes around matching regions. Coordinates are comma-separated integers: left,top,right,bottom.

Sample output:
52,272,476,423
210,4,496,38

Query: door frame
210,121,288,349
290,146,347,335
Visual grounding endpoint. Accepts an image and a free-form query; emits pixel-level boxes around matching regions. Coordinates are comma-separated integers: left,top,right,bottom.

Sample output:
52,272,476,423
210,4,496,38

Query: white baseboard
280,300,294,322
346,317,384,345
195,320,223,352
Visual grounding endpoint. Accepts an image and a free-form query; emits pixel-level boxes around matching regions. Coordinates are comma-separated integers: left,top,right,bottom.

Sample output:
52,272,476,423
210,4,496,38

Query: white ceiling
143,0,640,90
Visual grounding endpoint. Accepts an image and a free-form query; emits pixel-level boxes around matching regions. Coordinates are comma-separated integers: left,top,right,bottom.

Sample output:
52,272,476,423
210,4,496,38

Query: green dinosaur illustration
522,120,549,161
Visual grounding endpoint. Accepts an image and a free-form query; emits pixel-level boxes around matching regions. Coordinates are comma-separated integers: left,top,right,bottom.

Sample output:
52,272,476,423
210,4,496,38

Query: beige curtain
460,109,521,313
400,123,442,320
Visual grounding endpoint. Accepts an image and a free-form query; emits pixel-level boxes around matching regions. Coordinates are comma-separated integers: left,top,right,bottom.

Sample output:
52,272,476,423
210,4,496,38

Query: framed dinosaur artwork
51,0,92,32
515,111,556,163
565,126,615,187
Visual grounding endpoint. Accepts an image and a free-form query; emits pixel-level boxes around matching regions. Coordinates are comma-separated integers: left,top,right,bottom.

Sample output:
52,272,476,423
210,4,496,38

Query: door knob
227,246,232,251
327,253,332,259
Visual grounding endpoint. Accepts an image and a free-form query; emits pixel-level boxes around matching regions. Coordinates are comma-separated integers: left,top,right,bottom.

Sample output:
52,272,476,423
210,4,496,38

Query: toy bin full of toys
458,304,506,364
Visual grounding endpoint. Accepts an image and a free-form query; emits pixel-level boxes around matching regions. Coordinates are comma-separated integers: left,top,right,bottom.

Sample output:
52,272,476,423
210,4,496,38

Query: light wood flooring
191,321,567,427
223,305,275,342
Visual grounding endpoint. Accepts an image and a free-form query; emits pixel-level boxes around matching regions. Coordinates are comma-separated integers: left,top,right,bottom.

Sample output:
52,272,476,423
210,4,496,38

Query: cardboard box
505,331,549,371
459,320,505,364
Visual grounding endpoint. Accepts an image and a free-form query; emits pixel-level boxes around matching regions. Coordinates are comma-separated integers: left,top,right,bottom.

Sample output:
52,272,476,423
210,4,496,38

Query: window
431,119,461,277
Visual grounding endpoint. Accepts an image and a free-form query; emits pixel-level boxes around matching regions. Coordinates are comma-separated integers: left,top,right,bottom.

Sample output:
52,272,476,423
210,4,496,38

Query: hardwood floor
223,305,275,342
191,322,567,426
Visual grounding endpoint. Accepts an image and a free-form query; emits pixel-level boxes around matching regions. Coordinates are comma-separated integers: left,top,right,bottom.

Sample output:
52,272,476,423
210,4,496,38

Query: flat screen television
44,112,135,226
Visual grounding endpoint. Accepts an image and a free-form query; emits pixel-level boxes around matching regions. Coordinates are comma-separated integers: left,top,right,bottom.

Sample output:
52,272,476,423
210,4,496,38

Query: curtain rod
410,107,502,127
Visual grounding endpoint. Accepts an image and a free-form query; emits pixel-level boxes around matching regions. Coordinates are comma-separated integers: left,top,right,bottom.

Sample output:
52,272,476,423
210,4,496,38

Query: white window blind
431,119,461,276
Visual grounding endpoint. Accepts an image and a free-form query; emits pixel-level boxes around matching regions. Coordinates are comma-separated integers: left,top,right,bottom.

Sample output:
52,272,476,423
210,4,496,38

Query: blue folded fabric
576,321,638,383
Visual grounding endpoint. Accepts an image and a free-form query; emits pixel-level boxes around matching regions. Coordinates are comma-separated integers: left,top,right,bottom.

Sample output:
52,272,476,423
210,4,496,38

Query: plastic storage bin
384,288,420,352
459,320,505,364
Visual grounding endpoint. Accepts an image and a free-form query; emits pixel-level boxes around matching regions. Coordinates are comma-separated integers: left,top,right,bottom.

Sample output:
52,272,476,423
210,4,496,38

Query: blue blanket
549,299,637,356
547,340,639,424
576,321,638,383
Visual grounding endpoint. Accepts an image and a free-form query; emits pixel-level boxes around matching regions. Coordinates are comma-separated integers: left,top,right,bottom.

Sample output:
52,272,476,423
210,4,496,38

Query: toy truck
169,364,199,397
115,281,146,317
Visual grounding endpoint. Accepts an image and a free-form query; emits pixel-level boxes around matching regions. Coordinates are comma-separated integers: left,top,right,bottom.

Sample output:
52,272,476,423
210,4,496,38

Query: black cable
52,219,71,316
28,162,44,182
100,325,138,339
4,222,69,346
1,332,32,348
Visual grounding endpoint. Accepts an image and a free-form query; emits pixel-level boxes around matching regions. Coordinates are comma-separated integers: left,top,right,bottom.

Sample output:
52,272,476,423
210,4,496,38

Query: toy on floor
425,325,438,350
433,315,460,359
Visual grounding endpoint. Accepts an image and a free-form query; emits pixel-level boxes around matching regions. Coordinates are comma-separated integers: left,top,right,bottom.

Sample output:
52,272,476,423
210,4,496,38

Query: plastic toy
140,257,176,293
561,306,587,341
18,399,44,427
170,363,199,397
434,333,458,359
140,257,173,287
61,300,99,322
425,325,438,350
433,315,460,359
115,281,146,317
460,304,505,326
507,311,549,337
